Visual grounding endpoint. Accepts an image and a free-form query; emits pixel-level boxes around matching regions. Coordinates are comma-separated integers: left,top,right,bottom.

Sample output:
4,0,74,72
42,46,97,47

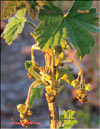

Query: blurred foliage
59,110,78,129
77,106,91,127
1,1,26,20
1,0,48,20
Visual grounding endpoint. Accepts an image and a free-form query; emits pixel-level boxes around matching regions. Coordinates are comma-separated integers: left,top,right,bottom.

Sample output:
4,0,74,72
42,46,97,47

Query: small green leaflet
1,8,26,45
29,85,44,109
59,110,78,129
33,0,99,57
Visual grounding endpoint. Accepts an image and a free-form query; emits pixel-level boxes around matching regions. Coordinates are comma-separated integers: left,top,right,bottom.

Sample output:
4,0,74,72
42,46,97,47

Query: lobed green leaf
59,110,78,129
65,0,99,57
33,3,67,50
33,0,99,57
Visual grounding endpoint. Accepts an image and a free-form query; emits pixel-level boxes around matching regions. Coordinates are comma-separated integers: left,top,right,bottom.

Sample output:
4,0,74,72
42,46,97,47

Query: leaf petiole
26,21,36,29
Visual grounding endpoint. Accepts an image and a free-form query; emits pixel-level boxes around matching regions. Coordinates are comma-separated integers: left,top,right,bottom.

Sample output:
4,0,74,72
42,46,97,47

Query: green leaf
33,1,99,57
29,85,43,109
65,0,99,57
1,8,26,45
25,60,32,70
59,110,78,129
68,0,93,15
57,68,74,84
33,3,67,50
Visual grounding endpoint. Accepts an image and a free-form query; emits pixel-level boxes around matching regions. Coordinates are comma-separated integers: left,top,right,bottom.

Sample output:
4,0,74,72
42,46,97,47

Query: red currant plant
1,0,99,129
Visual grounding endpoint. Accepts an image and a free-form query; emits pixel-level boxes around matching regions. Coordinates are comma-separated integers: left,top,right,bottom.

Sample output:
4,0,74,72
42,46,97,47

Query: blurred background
1,1,99,128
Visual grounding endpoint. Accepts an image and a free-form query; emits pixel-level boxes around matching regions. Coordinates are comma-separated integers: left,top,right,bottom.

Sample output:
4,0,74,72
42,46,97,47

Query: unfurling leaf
25,60,32,70
28,67,46,85
28,67,41,81
59,110,78,129
33,1,99,57
1,8,26,45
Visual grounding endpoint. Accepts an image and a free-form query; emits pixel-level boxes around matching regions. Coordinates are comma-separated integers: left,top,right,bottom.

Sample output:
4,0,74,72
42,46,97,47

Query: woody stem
47,101,59,129
45,50,59,129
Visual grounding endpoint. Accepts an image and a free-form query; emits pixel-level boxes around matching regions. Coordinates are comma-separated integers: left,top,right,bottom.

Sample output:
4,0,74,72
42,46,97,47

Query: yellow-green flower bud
71,80,80,88
17,104,27,114
84,83,92,91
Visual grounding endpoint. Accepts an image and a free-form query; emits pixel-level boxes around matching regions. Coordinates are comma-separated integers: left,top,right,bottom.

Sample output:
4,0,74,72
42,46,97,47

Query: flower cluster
71,77,92,103
76,89,88,103
17,104,32,128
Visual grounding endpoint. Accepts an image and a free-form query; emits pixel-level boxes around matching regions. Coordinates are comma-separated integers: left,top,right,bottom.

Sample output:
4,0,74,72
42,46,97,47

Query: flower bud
17,104,27,114
20,113,26,119
27,110,32,116
84,83,92,91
